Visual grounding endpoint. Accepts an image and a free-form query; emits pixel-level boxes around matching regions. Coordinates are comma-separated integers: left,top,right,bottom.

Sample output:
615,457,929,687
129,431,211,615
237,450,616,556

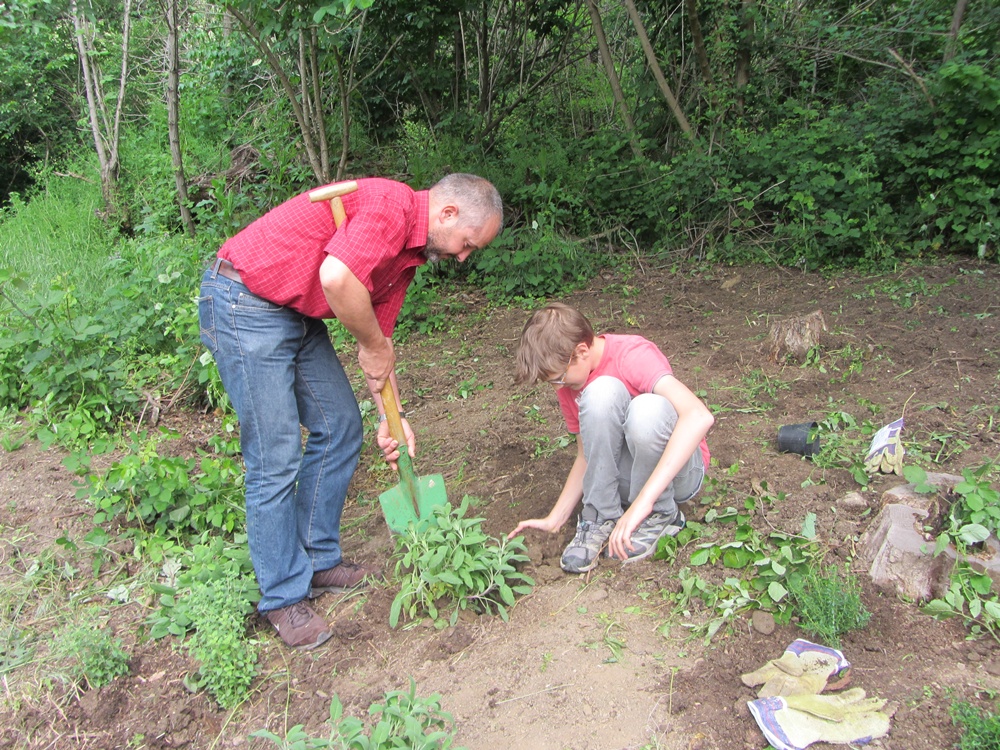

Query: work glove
748,690,891,750
741,639,851,698
865,418,905,475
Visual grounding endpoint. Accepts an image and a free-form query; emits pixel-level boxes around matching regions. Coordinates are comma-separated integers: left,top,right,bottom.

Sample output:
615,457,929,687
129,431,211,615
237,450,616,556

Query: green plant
82,429,245,545
788,564,871,647
252,679,464,749
950,700,1000,750
183,576,259,710
923,562,1000,643
147,536,258,639
51,619,130,690
390,498,534,628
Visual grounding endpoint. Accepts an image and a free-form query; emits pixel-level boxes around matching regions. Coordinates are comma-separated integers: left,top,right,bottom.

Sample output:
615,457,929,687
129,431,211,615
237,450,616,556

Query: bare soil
2,260,1000,750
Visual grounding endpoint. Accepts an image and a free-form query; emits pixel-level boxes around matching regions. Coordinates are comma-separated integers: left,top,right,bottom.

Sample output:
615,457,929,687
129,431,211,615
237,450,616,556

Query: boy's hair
515,302,595,385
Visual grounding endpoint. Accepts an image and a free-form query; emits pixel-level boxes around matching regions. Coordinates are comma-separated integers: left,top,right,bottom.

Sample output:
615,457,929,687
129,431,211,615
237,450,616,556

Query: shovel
308,181,447,533
376,383,448,533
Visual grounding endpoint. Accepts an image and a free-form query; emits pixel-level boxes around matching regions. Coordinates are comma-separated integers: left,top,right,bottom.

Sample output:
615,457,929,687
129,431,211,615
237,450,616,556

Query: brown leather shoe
263,600,331,649
309,560,382,598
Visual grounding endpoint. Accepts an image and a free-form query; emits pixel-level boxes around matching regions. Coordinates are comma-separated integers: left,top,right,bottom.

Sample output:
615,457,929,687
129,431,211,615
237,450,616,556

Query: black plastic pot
777,422,820,458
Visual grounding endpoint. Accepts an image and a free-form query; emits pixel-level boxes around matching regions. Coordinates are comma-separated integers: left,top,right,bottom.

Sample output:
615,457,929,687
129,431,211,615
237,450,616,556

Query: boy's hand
607,506,646,561
376,417,415,471
508,517,559,539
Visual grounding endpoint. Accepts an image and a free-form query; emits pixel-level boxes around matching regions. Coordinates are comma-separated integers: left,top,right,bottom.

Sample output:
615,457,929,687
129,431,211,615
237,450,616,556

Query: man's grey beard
422,248,441,264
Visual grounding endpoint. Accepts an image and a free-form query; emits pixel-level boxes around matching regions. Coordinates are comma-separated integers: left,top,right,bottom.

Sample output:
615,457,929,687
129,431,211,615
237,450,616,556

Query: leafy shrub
895,64,1000,259
184,576,259,710
951,701,1000,750
788,564,870,647
390,498,534,628
51,620,130,690
82,429,245,542
253,679,464,749
147,536,258,639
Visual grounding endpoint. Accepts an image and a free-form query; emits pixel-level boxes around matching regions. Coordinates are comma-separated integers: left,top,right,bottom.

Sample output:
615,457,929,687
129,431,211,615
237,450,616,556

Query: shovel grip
308,180,358,227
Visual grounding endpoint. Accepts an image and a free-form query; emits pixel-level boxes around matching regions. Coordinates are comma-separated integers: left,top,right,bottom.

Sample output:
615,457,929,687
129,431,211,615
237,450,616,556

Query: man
198,174,503,649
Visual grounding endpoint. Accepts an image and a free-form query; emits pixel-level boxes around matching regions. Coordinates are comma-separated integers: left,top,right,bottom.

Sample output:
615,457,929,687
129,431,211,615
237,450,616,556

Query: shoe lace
284,601,314,629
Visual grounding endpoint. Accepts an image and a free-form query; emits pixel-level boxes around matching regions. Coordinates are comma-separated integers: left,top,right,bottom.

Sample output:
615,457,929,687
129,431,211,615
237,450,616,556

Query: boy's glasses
546,354,574,386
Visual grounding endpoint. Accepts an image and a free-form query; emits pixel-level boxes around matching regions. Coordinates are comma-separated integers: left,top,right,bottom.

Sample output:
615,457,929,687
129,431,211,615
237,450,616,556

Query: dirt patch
2,260,1000,749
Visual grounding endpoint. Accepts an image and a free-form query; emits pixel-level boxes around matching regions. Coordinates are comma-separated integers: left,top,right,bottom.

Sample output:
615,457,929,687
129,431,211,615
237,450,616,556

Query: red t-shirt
218,178,428,336
556,334,711,468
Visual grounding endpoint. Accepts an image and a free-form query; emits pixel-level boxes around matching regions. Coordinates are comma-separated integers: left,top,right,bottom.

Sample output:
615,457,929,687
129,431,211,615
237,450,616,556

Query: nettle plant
390,498,534,629
253,679,464,750
914,462,1000,642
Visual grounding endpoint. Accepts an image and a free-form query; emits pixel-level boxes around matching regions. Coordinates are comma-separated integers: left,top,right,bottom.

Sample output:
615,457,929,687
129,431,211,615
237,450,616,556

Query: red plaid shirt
218,178,428,336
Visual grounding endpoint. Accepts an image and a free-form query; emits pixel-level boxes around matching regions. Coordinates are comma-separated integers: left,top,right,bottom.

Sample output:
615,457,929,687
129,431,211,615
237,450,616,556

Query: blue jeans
198,267,363,612
578,376,704,523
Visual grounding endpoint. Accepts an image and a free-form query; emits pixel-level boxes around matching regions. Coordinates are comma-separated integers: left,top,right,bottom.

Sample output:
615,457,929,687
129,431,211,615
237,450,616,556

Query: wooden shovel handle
308,181,358,226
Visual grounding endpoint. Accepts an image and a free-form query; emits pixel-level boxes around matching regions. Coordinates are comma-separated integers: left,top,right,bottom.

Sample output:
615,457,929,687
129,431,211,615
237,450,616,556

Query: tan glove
741,640,851,697
749,691,891,750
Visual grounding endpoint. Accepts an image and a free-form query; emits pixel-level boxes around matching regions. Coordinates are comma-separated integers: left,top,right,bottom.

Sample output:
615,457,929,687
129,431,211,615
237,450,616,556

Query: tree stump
766,310,826,363
858,474,1000,601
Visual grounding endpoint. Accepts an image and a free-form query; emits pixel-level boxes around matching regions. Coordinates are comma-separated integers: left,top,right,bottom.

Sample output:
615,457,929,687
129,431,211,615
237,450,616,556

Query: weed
390,498,534,628
253,679,464,749
789,564,871,647
950,701,1000,750
51,619,130,690
146,536,258,639
184,576,258,710
82,429,245,547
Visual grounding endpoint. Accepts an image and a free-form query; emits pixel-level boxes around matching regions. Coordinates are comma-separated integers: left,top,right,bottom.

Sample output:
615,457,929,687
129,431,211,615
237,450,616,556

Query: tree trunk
734,0,754,114
70,0,130,222
684,0,713,88
165,0,195,237
227,5,327,183
585,0,643,159
943,0,968,63
622,0,699,148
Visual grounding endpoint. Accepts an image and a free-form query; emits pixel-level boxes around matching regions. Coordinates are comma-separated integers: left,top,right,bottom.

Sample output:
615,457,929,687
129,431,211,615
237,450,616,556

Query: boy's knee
580,376,629,405
579,376,631,422
625,393,678,438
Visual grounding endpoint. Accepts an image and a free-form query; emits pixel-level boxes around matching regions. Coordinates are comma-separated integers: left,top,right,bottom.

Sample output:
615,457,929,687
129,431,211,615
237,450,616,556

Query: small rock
751,610,776,635
984,658,1000,676
966,651,982,664
838,491,868,511
588,587,609,602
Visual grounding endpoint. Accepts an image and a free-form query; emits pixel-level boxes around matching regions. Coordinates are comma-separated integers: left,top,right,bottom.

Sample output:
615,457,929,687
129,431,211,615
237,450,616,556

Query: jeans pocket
198,295,218,353
236,291,282,311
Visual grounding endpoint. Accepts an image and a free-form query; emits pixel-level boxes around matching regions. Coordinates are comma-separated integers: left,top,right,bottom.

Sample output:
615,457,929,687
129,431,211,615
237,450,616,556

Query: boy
508,303,713,572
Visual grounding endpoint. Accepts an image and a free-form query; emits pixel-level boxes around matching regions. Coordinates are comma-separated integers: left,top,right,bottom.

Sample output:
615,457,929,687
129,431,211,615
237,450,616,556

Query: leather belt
213,258,243,284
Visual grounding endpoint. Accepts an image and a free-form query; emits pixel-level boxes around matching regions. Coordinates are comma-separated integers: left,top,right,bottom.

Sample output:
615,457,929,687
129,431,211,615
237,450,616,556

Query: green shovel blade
378,472,448,534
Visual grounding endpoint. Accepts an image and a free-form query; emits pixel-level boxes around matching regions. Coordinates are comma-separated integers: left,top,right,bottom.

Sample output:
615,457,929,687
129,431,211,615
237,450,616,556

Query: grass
0,172,119,299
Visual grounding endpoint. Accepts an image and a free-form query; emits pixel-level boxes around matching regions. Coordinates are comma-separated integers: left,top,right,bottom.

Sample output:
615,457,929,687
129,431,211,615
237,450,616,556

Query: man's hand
607,505,647,561
508,516,560,539
376,417,415,471
360,338,394,394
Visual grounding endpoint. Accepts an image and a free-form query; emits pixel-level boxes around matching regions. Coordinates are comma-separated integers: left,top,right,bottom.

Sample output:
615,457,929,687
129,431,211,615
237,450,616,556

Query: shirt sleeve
323,198,406,292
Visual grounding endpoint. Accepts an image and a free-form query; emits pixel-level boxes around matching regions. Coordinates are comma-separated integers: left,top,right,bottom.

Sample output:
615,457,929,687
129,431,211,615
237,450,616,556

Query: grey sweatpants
578,376,704,523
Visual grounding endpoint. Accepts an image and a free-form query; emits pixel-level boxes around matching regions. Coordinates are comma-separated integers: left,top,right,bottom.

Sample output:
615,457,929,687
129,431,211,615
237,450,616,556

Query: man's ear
434,204,460,226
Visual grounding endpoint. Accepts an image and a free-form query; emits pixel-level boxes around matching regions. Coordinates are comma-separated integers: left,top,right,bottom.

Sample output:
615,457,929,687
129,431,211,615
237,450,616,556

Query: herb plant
789,564,871,648
51,620,130,690
390,498,534,628
183,576,258,710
